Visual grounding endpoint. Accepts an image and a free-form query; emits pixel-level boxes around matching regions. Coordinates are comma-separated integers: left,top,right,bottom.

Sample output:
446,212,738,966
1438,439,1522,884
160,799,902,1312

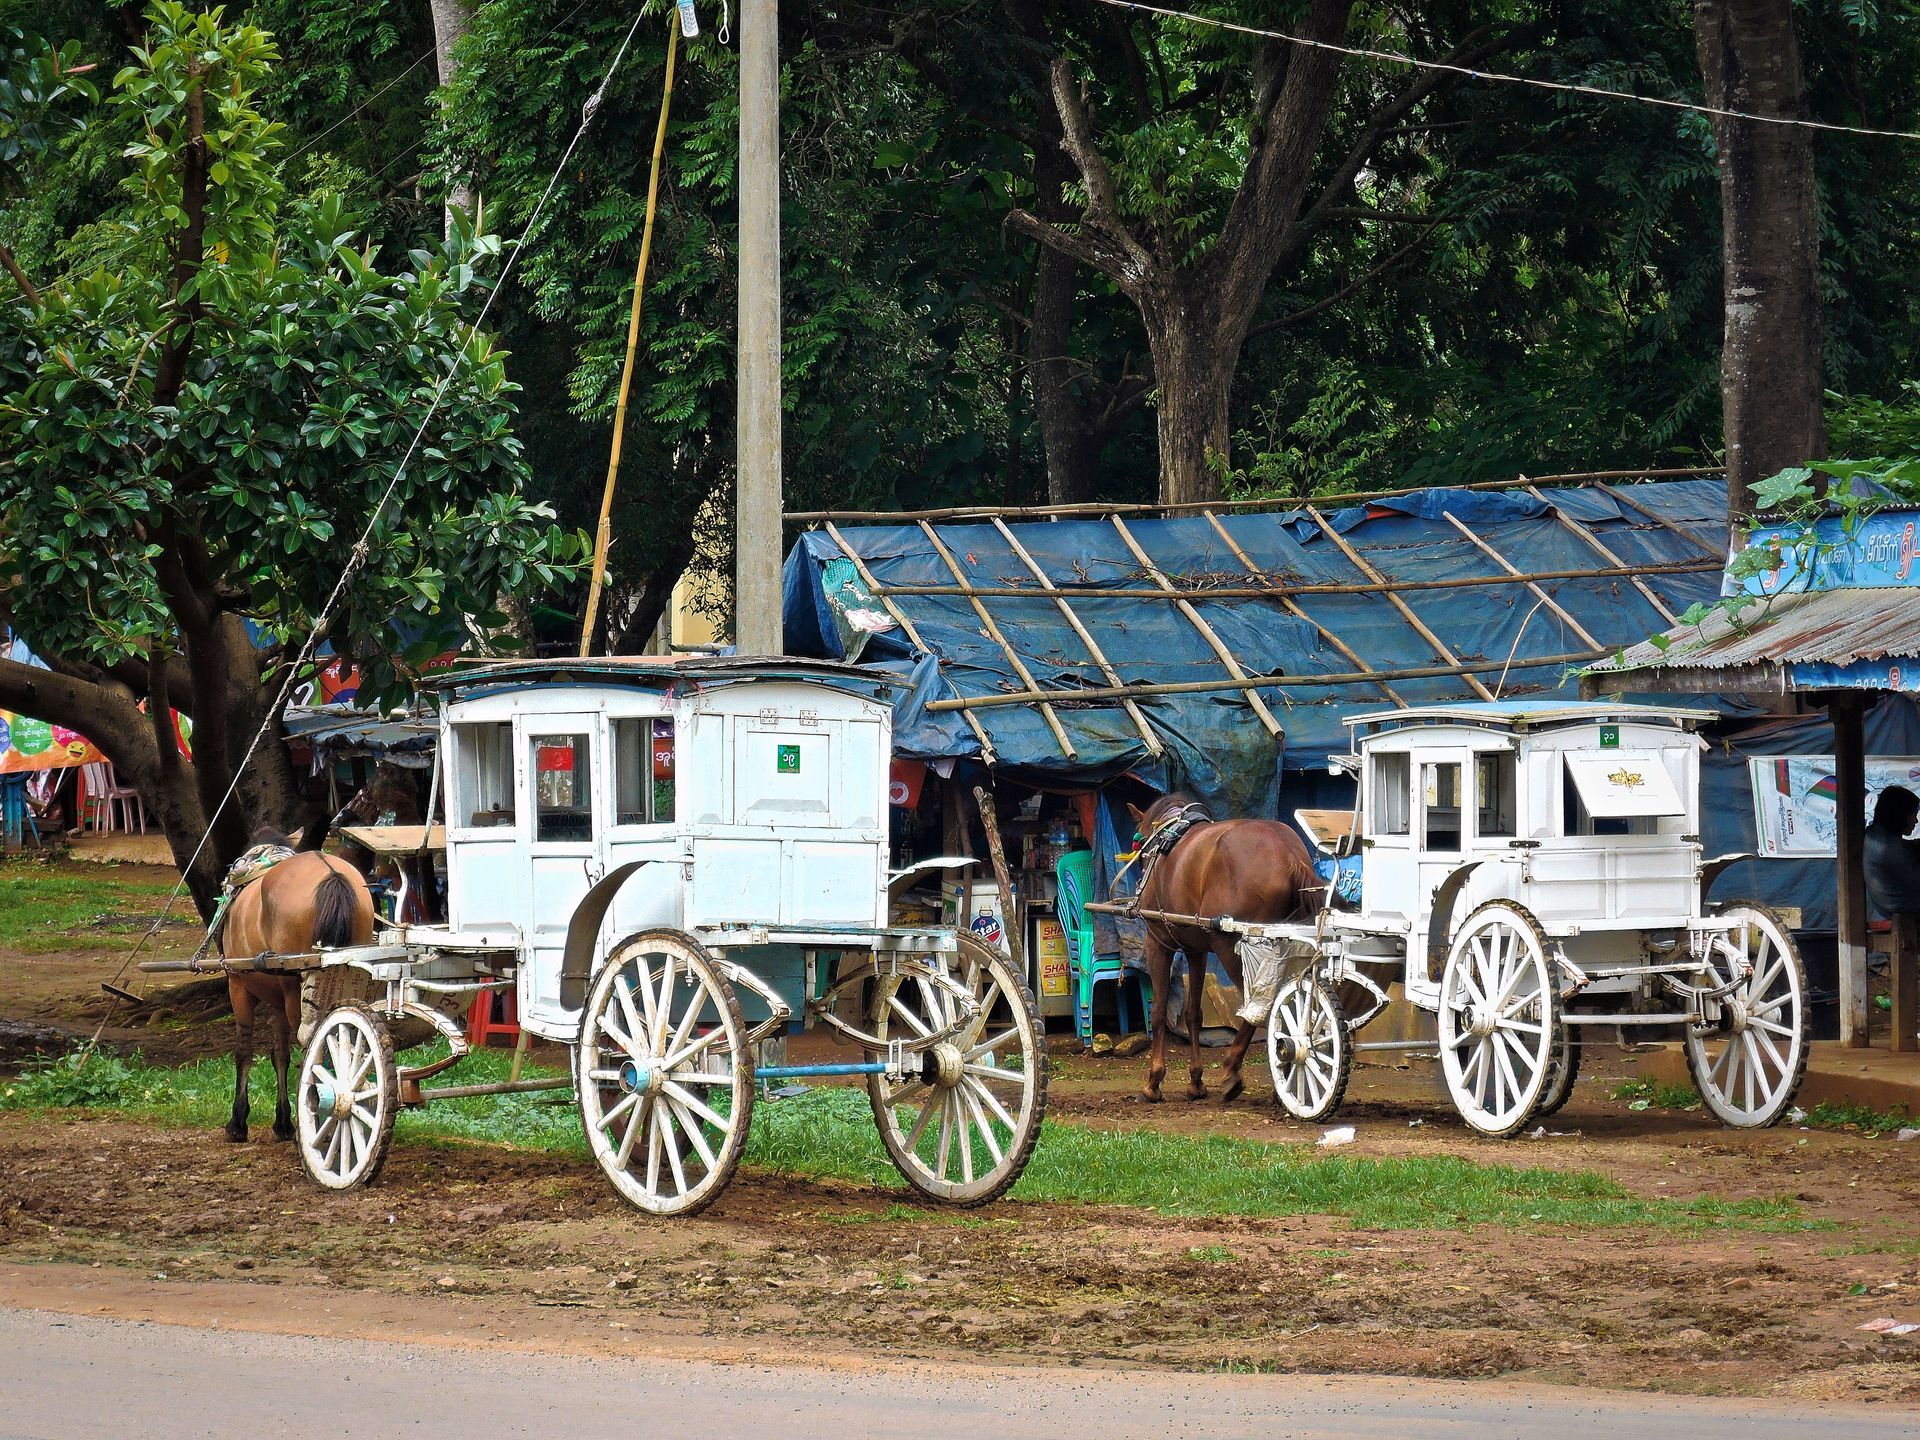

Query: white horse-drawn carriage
254,657,1045,1214
1248,701,1807,1136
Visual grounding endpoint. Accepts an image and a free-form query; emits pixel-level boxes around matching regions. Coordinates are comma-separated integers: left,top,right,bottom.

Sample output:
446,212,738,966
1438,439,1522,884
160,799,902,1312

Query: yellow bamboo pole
580,17,681,657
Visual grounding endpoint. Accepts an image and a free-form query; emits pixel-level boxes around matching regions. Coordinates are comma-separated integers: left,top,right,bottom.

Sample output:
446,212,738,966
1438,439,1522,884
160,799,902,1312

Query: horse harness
189,843,297,973
1120,803,1213,895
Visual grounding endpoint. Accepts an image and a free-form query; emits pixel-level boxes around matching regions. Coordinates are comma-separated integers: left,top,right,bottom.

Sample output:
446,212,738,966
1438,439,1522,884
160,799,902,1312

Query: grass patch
1797,1100,1914,1136
1188,1244,1238,1263
5,1050,1821,1233
0,859,185,953
1612,1080,1703,1112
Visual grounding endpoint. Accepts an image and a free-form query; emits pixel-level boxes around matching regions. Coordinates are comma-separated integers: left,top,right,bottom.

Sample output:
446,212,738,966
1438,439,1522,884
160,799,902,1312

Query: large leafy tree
0,4,579,913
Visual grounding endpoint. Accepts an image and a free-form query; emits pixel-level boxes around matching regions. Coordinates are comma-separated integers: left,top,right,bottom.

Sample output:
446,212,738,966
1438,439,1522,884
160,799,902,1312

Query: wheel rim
1439,906,1556,1136
870,939,1043,1203
577,932,750,1216
1267,976,1345,1120
297,1009,389,1190
1686,907,1805,1127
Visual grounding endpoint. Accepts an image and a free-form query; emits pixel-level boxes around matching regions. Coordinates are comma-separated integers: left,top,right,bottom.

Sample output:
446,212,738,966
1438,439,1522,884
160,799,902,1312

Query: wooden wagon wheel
867,933,1047,1206
1685,904,1808,1129
575,928,754,1217
295,1003,398,1190
1438,900,1562,1138
1266,972,1351,1122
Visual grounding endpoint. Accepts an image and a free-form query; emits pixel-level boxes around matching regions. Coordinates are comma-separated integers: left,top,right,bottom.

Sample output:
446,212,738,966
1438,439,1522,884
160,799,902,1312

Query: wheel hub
621,1061,664,1096
1467,1005,1496,1039
1272,1036,1298,1066
1721,996,1750,1034
924,1042,965,1089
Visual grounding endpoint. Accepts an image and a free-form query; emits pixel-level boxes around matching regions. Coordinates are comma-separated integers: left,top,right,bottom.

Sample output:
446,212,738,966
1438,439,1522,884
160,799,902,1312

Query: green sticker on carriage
777,743,801,773
1599,724,1619,748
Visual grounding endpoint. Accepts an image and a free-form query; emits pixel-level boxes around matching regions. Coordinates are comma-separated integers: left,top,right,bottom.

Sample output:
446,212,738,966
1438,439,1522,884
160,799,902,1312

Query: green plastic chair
1056,850,1148,1046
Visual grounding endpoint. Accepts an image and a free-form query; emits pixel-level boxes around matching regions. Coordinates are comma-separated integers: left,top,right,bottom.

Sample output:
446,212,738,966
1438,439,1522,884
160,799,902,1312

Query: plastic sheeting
784,478,1729,814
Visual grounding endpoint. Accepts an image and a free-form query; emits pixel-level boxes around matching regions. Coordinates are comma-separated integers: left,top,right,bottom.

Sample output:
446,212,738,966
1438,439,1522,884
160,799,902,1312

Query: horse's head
1126,791,1210,846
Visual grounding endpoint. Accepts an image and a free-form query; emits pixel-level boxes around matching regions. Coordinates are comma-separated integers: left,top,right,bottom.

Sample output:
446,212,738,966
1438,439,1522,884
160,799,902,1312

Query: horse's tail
311,868,359,950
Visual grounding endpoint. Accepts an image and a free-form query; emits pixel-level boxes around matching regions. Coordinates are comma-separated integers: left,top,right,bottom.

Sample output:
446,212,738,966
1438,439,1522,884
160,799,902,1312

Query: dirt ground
3,860,1919,1402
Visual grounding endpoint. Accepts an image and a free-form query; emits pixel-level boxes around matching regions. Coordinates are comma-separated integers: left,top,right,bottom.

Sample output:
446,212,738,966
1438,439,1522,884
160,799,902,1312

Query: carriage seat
1295,808,1358,857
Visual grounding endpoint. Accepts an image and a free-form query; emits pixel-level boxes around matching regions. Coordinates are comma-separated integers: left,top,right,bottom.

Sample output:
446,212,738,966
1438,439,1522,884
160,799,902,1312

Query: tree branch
0,239,42,306
1244,231,1437,342
1005,208,1117,277
1046,57,1155,293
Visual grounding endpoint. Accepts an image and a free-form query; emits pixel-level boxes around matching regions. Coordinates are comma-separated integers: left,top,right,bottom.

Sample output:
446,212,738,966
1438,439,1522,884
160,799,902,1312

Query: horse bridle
1119,802,1212,890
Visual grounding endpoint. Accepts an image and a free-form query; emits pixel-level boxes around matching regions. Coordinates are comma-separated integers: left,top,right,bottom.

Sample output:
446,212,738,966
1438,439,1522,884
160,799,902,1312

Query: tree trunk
429,0,476,234
1694,0,1827,526
1143,286,1232,506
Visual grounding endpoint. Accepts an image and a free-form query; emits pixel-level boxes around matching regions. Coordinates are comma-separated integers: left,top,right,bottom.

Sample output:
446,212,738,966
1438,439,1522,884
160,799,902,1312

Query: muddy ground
3,858,1919,1402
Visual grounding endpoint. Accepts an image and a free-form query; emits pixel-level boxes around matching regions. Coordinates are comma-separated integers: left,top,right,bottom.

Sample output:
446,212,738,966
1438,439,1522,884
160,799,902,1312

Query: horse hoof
271,1122,294,1142
1186,1086,1209,1102
1141,1089,1163,1105
224,1125,248,1144
1221,1079,1244,1104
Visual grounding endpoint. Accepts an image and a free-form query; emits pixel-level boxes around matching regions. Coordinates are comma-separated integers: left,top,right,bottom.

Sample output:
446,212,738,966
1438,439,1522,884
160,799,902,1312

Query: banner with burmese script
0,711,103,774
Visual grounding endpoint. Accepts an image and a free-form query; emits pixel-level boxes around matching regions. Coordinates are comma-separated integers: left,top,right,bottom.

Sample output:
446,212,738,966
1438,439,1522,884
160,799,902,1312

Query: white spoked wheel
575,929,754,1217
1266,972,1351,1122
868,934,1047,1206
1684,904,1808,1128
1439,901,1561,1138
296,1003,397,1190
1533,1028,1581,1120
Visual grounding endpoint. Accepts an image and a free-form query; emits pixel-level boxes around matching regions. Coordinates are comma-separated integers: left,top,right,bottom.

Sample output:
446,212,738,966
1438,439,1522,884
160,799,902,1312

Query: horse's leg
227,979,255,1143
1142,935,1172,1103
269,980,296,1140
1183,948,1209,1101
1216,937,1253,1104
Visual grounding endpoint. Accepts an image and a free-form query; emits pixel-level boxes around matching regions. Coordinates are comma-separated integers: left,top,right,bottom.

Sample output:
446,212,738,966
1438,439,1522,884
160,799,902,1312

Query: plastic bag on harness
1234,935,1319,1026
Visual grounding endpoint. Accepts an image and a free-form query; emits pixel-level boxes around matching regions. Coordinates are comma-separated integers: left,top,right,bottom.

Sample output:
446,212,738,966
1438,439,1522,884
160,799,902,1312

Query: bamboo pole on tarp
988,516,1163,757
1304,504,1496,702
1603,484,1724,560
1441,511,1602,651
1108,515,1283,737
924,646,1609,713
783,467,1727,525
1200,508,1404,706
1524,484,1680,626
917,520,1077,761
849,560,1722,602
820,520,998,763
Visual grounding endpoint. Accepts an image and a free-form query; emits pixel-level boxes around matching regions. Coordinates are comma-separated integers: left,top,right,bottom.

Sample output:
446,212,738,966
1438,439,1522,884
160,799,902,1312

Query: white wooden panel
689,837,784,926
788,840,885,927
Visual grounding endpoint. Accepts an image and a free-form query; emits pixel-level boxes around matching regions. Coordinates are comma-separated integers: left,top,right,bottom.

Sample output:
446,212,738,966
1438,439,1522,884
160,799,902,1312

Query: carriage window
1561,765,1654,837
530,733,593,842
612,718,675,825
1422,761,1462,851
1371,752,1410,836
1476,752,1516,839
454,723,515,829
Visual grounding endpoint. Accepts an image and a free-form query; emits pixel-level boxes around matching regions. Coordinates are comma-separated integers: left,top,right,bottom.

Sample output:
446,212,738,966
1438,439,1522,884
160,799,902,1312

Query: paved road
0,1306,1910,1440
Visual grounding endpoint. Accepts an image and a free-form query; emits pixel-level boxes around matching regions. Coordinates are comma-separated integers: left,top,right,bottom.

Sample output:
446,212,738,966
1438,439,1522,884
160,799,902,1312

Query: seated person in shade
1864,785,1920,920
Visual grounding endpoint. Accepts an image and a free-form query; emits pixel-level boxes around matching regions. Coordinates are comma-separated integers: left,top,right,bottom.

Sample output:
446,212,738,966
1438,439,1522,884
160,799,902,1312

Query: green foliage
0,4,582,703
5,1051,140,1108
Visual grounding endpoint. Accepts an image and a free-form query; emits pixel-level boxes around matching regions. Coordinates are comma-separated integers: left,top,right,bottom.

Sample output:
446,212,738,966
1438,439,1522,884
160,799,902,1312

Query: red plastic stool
467,988,521,1047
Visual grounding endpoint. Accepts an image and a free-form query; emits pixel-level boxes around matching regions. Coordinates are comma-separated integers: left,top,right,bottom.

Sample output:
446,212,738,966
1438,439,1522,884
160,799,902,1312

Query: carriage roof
418,654,892,699
1344,698,1716,741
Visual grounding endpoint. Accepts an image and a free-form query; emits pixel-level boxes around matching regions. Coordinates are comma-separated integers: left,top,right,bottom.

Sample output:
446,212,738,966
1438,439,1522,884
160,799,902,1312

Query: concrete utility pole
734,0,783,655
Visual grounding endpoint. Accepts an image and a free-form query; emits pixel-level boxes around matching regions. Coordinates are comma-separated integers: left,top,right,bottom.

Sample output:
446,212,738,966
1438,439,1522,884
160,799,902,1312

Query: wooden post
734,0,783,655
973,785,1025,988
1834,692,1870,1047
1893,915,1919,1055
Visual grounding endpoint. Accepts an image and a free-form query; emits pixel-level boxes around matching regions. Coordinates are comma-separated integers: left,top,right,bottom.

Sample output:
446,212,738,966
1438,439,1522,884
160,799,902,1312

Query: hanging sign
1749,754,1920,857
0,712,103,774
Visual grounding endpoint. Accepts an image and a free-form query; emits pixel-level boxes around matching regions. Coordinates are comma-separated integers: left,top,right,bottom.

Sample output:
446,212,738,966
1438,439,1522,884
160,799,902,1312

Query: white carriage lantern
280,657,1046,1213
1260,701,1808,1136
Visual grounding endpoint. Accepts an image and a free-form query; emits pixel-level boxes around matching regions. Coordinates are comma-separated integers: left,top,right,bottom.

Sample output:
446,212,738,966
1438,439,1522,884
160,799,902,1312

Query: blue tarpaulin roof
782,477,1730,814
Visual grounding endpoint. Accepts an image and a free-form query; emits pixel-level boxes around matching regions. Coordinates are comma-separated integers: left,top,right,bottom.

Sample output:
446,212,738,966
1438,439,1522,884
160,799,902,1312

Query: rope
77,4,657,1063
1097,0,1920,143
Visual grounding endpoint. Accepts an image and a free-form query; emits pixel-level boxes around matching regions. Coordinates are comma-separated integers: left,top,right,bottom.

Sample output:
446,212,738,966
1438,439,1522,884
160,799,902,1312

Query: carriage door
1411,748,1471,1000
520,716,604,1021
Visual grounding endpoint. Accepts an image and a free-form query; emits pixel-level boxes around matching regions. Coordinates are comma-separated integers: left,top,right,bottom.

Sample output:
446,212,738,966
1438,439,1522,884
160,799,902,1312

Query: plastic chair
80,761,145,834
1056,850,1149,1046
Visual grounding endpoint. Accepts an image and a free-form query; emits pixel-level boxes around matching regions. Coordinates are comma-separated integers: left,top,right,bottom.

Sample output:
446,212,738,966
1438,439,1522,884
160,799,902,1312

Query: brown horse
220,840,375,1142
1127,792,1322,1104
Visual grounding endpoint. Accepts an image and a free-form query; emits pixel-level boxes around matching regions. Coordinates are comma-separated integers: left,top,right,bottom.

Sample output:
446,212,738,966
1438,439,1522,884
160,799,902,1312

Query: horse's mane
1142,790,1213,826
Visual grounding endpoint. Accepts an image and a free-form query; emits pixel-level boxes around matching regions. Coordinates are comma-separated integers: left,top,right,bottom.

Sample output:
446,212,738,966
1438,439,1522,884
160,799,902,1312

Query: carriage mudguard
557,860,660,1010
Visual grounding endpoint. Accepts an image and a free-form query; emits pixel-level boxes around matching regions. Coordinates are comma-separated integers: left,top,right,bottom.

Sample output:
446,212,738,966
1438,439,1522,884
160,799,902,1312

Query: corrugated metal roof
1588,586,1920,674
